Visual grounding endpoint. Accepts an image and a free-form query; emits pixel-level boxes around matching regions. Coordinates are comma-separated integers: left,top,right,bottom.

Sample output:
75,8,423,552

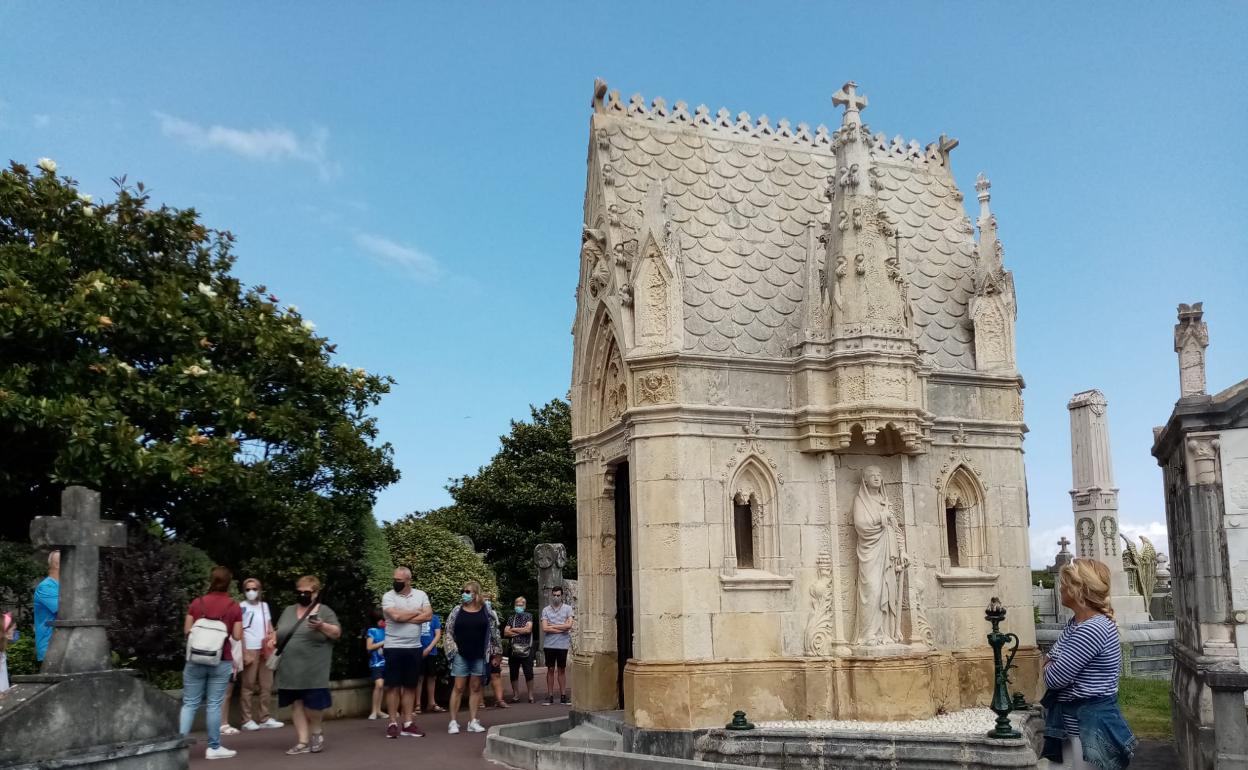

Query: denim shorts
450,654,485,678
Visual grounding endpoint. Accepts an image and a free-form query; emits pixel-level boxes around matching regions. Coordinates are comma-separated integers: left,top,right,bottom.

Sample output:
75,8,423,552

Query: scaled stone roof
594,93,980,368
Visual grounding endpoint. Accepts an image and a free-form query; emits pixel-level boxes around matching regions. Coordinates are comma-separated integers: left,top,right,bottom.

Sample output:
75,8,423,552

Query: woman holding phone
274,576,340,755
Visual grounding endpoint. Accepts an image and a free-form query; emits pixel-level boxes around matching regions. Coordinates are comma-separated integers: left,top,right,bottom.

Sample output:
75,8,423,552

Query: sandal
286,743,311,755
496,701,511,709
310,734,324,753
431,705,447,713
414,708,422,715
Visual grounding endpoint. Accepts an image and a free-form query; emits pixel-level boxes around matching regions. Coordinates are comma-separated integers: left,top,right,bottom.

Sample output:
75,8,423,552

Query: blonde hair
1060,558,1115,620
296,575,321,592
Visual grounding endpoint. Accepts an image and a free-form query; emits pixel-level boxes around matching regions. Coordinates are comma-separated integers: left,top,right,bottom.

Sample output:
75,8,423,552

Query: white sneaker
241,720,260,731
219,725,240,735
205,746,237,760
447,720,460,735
368,713,381,720
467,719,485,733
259,718,284,729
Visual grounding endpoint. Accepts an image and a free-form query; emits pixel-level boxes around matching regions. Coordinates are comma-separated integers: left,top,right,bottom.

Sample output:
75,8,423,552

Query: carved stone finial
975,172,992,218
1174,302,1210,398
592,78,608,114
832,81,868,127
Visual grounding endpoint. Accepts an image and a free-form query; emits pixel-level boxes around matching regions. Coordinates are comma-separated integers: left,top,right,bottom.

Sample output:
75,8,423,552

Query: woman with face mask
504,597,534,703
274,576,341,755
236,578,282,731
442,580,500,735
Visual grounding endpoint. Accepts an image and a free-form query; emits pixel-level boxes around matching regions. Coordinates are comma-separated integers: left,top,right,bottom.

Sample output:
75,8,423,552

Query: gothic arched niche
939,464,989,570
584,312,628,435
724,456,783,576
632,237,675,350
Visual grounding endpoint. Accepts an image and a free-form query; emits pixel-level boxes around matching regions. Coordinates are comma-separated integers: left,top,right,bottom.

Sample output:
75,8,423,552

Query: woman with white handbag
181,566,244,761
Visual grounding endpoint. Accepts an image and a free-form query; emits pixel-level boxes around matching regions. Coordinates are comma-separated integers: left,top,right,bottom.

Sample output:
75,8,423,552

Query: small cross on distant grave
29,486,127,675
1057,536,1071,554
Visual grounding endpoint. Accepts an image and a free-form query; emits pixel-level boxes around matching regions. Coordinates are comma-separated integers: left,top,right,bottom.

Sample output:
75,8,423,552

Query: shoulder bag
266,603,316,672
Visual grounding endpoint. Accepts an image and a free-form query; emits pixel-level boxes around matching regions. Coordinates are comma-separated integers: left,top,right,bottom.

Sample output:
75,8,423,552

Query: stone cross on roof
1057,536,1071,554
832,81,867,127
29,486,127,675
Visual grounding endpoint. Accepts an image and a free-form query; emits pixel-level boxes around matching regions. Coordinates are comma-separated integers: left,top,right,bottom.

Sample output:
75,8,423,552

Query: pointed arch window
722,456,785,578
939,465,990,572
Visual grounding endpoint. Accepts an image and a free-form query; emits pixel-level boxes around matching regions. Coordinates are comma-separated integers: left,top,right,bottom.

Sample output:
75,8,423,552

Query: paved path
189,698,562,769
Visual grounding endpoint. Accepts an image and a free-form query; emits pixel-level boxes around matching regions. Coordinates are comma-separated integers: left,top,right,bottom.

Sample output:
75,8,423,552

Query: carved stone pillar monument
1067,390,1149,622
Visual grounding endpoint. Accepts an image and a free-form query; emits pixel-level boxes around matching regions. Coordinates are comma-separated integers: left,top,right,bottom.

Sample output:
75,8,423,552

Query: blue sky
3,3,1245,567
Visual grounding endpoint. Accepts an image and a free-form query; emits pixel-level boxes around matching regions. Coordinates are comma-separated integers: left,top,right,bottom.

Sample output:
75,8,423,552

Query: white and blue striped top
1044,613,1120,735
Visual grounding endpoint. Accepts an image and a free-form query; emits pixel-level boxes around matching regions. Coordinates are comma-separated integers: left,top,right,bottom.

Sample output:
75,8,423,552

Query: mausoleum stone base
574,648,1041,730
0,670,187,769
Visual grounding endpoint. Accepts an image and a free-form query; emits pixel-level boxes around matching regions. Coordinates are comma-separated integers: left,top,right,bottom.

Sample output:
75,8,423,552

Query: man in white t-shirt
238,578,283,731
381,566,432,739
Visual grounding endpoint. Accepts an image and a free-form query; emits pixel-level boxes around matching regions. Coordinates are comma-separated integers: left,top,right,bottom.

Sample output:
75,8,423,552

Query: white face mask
245,590,259,602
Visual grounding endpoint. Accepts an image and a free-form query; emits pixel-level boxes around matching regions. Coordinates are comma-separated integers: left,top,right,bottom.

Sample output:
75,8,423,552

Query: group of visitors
180,568,339,760
172,564,573,760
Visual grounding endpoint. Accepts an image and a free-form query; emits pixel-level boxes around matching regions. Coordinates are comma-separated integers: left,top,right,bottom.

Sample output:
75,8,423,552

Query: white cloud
153,111,337,179
1119,520,1169,551
354,233,443,282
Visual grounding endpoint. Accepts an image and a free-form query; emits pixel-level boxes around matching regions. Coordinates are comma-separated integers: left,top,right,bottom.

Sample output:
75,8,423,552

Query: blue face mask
461,592,473,604
514,606,524,613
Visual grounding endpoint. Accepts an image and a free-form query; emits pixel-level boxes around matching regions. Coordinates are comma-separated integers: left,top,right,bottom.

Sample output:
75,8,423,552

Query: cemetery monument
1152,303,1248,769
568,80,1039,731
0,487,186,768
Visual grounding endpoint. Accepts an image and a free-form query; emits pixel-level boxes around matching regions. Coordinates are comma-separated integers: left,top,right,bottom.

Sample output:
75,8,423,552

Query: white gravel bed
757,707,1010,736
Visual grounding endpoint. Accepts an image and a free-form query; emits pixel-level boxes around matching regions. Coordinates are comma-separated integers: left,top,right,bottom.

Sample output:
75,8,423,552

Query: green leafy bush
384,516,497,618
5,631,37,676
0,540,43,625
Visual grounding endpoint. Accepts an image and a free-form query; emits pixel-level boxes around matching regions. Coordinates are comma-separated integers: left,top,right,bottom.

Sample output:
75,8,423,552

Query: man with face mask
540,585,574,705
238,578,283,731
381,566,432,739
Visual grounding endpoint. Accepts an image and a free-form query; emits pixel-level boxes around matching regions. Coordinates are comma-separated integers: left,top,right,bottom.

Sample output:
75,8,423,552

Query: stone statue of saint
853,465,908,645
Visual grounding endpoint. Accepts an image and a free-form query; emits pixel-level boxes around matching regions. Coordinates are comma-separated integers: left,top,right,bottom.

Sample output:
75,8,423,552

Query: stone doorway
612,461,634,710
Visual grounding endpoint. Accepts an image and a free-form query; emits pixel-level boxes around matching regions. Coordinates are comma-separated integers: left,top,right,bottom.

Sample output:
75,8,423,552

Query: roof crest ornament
831,81,868,127
587,78,947,168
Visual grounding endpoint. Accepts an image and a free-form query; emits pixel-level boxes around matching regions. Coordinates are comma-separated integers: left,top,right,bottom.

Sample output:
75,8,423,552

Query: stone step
558,722,624,752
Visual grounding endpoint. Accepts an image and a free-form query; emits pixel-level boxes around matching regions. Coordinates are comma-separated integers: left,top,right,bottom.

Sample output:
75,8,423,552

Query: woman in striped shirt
1042,558,1136,770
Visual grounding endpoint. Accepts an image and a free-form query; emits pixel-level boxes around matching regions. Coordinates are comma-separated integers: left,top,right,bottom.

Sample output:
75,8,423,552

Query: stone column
1067,390,1148,622
1205,666,1248,769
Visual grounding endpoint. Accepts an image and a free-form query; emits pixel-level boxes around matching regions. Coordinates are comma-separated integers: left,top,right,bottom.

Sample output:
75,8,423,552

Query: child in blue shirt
365,609,388,720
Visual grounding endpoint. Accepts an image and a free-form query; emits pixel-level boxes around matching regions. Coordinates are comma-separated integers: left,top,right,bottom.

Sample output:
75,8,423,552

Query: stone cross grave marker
1057,536,1070,553
29,486,127,675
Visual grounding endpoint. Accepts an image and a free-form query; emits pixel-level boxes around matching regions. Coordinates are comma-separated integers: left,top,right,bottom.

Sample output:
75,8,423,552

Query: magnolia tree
0,160,399,671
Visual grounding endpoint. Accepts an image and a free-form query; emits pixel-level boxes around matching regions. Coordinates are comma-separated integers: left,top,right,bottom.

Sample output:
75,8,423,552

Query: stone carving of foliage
1077,517,1095,557
1099,517,1118,557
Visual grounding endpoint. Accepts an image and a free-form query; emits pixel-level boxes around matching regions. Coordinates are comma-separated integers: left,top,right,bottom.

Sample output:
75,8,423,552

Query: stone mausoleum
569,81,1038,731
1152,303,1248,769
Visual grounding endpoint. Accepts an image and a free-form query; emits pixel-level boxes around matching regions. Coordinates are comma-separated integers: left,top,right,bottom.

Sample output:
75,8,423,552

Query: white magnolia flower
36,157,57,173
353,367,366,377
301,319,316,332
90,279,105,291
117,362,134,374
197,283,217,299
287,304,299,314
77,193,93,204
82,206,95,217
183,365,208,377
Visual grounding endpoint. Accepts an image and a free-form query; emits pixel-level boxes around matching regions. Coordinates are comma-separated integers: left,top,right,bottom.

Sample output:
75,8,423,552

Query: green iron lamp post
985,596,1021,739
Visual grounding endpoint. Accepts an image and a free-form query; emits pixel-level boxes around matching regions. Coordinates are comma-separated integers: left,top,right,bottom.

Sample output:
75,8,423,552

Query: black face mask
296,592,314,607
392,580,406,593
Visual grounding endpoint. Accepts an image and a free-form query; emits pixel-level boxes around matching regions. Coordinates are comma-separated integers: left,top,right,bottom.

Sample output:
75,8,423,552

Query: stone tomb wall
572,369,1035,729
